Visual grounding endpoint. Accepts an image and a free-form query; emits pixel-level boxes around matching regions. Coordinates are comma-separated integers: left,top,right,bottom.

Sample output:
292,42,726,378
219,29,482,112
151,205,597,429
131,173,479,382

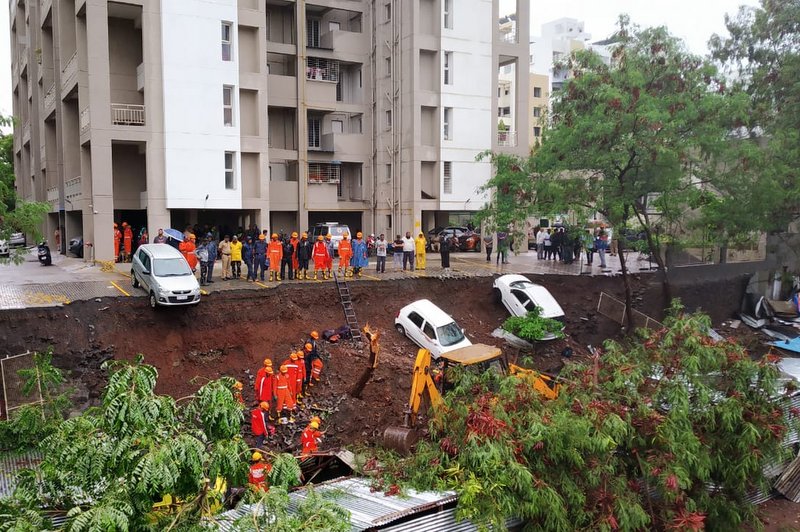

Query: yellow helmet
271,233,278,239
311,416,322,424
264,358,272,366
302,232,308,238
252,451,263,461
310,421,319,429
325,234,332,240
233,381,243,390
292,232,298,238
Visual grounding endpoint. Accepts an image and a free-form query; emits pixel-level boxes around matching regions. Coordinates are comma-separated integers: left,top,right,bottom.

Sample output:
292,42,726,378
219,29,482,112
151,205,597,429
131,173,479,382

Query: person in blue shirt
253,234,268,281
350,232,369,278
205,233,218,284
243,236,254,280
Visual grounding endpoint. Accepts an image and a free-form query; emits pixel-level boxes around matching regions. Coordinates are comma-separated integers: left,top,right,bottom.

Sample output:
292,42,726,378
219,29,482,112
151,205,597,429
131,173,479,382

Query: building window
443,107,452,140
443,0,453,29
307,19,320,47
224,151,235,189
533,107,541,118
308,117,321,148
332,119,344,133
533,126,541,137
504,87,510,95
306,57,340,82
385,3,391,22
221,22,233,61
443,161,452,194
385,57,391,76
223,86,234,126
533,86,542,98
385,110,392,129
443,52,452,85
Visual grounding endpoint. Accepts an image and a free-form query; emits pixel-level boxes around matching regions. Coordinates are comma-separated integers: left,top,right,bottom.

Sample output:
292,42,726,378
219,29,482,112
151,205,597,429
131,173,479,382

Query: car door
406,311,428,348
509,289,531,317
138,250,153,292
422,321,440,351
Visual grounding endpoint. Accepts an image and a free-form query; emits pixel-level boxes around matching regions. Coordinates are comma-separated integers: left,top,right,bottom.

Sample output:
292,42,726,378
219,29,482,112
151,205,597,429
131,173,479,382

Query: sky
1,0,760,126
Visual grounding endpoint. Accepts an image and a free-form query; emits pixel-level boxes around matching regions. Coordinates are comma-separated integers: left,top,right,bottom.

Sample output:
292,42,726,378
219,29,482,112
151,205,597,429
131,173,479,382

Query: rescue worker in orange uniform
122,222,133,262
312,236,329,280
250,401,273,448
296,350,307,399
275,365,296,423
301,420,323,456
267,233,283,282
113,223,122,262
289,232,300,279
248,451,271,491
232,380,245,406
337,232,353,276
281,352,300,398
256,365,276,417
255,358,273,399
307,342,324,388
180,235,198,272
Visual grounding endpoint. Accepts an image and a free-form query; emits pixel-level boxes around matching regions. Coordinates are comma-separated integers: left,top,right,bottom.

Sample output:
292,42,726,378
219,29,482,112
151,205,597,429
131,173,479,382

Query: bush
502,307,565,341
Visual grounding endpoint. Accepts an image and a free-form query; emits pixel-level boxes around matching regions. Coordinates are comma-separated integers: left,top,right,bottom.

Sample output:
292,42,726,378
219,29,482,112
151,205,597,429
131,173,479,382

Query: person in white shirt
536,229,547,259
402,232,415,271
375,234,388,273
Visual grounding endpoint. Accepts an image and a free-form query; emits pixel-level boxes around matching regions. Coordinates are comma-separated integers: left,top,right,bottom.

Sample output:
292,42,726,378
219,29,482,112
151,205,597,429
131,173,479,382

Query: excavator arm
508,363,561,400
404,348,443,426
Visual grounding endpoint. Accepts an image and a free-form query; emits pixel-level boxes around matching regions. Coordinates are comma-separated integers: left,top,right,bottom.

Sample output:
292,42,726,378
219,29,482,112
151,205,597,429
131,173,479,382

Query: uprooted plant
501,306,565,342
370,304,799,531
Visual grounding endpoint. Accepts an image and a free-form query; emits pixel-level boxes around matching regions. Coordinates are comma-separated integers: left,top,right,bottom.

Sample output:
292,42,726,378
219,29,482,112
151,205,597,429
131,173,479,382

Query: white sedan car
394,299,472,358
493,273,565,323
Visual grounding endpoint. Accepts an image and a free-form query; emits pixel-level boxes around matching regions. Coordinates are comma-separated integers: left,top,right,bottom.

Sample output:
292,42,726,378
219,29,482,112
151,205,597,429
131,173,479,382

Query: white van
309,222,351,254
394,299,472,358
131,244,201,308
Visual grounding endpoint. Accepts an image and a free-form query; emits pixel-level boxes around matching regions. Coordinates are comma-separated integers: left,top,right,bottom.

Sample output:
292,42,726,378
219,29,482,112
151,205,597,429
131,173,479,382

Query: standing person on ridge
415,232,427,270
296,232,313,280
350,232,368,278
337,232,353,276
375,233,388,273
289,232,300,280
312,235,329,280
267,233,283,282
230,235,243,279
402,232,415,271
324,234,335,279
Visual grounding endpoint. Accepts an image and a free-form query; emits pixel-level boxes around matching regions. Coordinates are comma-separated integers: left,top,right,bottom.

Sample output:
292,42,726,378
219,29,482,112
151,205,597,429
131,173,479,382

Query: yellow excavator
383,344,560,453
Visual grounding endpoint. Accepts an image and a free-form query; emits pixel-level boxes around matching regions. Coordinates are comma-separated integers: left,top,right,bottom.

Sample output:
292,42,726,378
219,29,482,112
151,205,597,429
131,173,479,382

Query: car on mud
131,244,201,309
394,299,472,358
493,274,565,340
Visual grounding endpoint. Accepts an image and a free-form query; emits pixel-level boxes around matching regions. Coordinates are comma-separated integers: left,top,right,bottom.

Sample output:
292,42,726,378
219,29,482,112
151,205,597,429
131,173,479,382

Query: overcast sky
1,0,759,127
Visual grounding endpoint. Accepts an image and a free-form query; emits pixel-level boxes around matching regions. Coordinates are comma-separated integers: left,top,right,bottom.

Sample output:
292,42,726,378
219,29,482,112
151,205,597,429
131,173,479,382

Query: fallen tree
369,305,799,531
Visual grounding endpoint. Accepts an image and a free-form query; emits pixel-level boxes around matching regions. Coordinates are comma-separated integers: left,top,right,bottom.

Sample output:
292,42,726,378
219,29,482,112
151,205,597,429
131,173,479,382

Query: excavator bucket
383,426,419,455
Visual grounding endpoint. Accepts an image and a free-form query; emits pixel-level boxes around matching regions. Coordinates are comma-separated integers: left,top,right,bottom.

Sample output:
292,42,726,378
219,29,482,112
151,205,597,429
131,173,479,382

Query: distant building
9,0,530,261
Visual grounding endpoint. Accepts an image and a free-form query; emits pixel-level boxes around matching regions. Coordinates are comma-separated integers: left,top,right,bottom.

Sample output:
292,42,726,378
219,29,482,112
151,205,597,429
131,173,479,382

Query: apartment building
9,0,529,261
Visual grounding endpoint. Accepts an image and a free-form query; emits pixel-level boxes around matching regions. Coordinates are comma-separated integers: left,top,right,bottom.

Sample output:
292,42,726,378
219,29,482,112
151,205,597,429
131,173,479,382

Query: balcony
267,74,297,106
321,132,366,154
65,176,82,200
47,185,58,207
111,103,145,126
500,30,517,44
497,130,517,147
320,30,367,57
306,57,339,82
79,107,90,133
136,62,144,92
61,51,78,92
307,162,340,184
23,122,31,143
44,83,56,112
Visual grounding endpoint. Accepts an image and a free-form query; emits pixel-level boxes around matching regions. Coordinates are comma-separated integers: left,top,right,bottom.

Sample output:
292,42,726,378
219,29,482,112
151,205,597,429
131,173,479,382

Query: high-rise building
9,0,529,261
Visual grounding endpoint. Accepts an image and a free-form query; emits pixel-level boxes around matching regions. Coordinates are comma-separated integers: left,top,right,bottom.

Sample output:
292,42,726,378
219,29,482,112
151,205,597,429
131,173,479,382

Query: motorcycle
38,241,52,266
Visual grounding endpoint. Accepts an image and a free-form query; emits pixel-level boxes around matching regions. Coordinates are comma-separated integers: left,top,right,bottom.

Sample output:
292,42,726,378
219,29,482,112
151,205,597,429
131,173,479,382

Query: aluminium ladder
333,272,362,342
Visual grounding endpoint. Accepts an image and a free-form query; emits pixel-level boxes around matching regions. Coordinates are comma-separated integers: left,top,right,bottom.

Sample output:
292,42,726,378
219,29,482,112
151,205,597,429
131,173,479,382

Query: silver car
131,244,201,308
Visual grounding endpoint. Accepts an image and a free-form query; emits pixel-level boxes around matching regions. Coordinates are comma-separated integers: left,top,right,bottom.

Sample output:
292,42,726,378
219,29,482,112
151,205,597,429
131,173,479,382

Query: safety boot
276,275,281,281
268,271,274,282
304,270,309,280
357,271,362,278
313,271,318,280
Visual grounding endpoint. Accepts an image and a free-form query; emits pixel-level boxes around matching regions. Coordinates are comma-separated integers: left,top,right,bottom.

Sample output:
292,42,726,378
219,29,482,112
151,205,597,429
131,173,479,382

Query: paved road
0,247,655,310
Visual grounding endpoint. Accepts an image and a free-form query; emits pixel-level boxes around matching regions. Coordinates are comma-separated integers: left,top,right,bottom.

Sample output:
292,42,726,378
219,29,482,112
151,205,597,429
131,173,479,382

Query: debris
98,306,109,311
774,452,800,503
728,319,741,329
95,298,102,303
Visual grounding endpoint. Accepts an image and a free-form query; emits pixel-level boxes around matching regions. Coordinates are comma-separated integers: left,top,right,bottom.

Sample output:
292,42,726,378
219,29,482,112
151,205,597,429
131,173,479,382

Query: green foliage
502,307,564,341
233,486,350,532
267,453,302,490
0,349,72,451
372,307,798,530
1,356,249,531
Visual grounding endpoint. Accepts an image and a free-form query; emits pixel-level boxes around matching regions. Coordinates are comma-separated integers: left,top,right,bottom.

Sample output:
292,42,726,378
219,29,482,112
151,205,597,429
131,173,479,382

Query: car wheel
149,292,158,309
131,272,139,288
395,323,406,336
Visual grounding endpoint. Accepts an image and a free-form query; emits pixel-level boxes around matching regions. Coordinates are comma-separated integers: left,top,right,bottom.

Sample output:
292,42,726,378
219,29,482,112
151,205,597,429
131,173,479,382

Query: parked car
429,227,481,252
493,274,565,340
69,236,84,258
309,222,351,255
394,299,472,358
0,240,9,256
9,232,26,247
131,244,201,309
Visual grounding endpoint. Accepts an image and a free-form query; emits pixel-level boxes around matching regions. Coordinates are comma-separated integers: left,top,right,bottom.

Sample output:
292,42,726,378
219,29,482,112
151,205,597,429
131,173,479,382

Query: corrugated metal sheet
774,452,800,502
0,449,42,498
213,476,475,531
380,506,523,531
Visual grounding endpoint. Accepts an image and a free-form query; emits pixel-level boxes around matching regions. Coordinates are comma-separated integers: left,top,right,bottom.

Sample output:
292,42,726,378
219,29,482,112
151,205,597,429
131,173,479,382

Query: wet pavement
0,247,656,309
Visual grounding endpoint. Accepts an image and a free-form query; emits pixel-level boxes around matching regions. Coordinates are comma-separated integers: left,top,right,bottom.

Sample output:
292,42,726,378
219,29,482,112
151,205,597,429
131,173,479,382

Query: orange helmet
357,232,363,238
271,233,278,239
291,232,298,238
263,358,272,366
290,352,298,361
317,235,324,241
279,364,288,373
302,232,308,238
259,401,270,410
325,234,332,240
113,223,118,228
265,366,274,374
310,331,319,339
297,351,305,358
233,381,243,390
259,234,266,240
304,342,313,352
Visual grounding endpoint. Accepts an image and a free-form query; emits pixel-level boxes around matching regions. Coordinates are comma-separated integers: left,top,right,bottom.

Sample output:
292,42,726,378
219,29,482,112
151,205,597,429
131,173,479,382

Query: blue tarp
773,337,800,354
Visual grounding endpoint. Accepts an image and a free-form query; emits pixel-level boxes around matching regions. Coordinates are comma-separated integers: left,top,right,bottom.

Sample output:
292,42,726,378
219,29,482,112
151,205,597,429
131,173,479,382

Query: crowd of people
533,225,615,268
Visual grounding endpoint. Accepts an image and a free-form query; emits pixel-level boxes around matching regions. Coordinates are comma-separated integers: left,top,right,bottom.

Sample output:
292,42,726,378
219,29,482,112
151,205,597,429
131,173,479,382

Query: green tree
372,307,798,531
0,114,49,264
709,0,800,232
1,356,249,531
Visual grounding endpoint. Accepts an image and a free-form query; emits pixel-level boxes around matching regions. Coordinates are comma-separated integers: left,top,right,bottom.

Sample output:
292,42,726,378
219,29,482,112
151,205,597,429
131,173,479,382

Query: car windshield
153,258,192,277
437,322,465,347
509,280,535,289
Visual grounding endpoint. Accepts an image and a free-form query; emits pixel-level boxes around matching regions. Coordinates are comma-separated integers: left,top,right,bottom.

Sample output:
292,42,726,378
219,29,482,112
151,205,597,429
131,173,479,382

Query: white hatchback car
493,274,565,321
394,299,472,358
131,244,201,308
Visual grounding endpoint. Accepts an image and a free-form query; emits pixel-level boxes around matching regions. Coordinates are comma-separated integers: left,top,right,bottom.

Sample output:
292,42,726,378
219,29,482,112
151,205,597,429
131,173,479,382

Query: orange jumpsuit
295,357,307,397
312,241,328,270
275,372,295,412
180,241,198,270
256,370,276,404
267,240,283,272
123,226,133,257
248,462,272,490
338,239,352,270
301,426,322,455
281,357,299,396
113,228,122,261
290,238,300,270
310,358,324,384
